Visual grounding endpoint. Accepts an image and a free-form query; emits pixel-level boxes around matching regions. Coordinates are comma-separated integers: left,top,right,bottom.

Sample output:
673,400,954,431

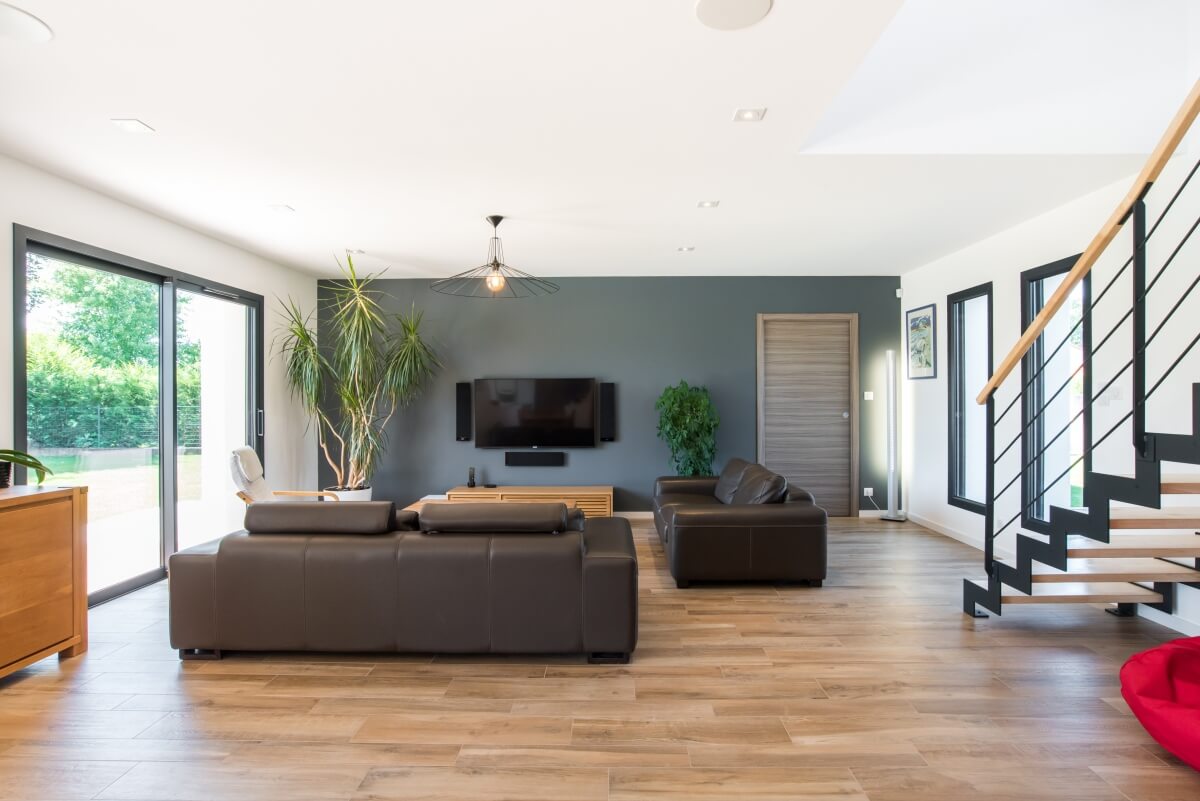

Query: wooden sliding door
756,313,859,516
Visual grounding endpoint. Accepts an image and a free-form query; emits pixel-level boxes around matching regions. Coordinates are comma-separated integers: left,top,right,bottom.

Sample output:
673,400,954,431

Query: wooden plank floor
1,518,1198,800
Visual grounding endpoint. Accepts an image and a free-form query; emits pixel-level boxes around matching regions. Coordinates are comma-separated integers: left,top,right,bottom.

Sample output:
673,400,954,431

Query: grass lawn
38,452,202,521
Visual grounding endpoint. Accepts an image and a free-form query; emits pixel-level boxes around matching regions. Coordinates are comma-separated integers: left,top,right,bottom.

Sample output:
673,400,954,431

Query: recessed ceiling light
696,0,772,31
733,108,766,122
677,246,695,252
346,248,365,254
0,2,53,43
110,118,155,134
697,200,720,209
267,204,296,214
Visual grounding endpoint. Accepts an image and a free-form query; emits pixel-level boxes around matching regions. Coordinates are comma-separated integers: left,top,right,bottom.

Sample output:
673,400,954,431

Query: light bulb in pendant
485,269,506,293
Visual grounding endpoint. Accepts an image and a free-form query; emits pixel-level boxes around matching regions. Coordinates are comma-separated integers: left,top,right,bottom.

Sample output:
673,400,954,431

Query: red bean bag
1121,636,1200,771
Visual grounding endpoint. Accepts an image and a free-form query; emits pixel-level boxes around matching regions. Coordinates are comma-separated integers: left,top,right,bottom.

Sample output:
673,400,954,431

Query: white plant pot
326,486,373,502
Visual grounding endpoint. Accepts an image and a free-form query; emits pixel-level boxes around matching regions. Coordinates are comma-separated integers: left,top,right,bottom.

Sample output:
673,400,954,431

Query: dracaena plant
275,256,440,490
0,449,54,484
655,380,719,476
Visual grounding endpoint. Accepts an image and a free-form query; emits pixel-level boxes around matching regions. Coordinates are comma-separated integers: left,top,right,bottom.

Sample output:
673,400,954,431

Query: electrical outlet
863,487,874,497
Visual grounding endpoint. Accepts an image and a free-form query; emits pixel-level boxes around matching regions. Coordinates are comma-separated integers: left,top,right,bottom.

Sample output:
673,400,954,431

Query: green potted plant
0,449,54,488
276,256,440,500
655,381,719,476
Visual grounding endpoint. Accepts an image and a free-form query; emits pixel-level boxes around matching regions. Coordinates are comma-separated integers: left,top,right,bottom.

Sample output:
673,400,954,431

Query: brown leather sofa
653,458,827,588
168,501,638,664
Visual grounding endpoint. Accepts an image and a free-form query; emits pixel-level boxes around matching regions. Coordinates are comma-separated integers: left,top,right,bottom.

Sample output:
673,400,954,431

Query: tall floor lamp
881,349,907,521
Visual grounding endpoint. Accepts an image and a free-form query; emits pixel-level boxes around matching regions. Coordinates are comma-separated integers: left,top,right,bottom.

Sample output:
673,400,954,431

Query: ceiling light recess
733,108,766,122
110,118,155,134
430,215,559,299
677,246,695,252
267,204,296,214
697,200,720,209
695,0,772,31
0,2,52,43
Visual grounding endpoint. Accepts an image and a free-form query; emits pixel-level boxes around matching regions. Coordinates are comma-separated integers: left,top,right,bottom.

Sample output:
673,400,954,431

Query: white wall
0,153,317,492
900,150,1200,634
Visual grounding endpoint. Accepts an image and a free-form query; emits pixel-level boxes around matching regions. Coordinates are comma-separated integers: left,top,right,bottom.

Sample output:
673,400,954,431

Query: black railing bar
1147,268,1200,350
991,160,1200,422
991,407,1134,540
1145,326,1200,402
991,357,1133,504
1144,156,1200,295
994,257,1128,427
991,329,1200,531
992,326,1133,466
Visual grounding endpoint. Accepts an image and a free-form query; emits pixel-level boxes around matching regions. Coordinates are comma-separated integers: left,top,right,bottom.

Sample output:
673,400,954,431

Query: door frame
12,224,265,605
756,313,860,516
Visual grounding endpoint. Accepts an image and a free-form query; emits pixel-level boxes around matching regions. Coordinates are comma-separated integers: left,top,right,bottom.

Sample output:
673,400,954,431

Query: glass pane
1032,273,1086,517
25,253,162,592
953,293,989,504
176,290,250,551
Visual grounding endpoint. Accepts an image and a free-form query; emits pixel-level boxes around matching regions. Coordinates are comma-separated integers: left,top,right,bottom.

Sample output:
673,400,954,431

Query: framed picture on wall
906,303,937,379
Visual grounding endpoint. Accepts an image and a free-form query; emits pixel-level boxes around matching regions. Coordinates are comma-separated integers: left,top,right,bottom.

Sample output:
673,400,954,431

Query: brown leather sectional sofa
168,501,638,664
653,458,827,587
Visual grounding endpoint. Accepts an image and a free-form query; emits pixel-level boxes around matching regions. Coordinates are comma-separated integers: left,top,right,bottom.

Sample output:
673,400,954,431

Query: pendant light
430,215,559,299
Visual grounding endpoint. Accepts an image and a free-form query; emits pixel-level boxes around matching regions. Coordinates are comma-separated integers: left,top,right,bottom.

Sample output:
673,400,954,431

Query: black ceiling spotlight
430,215,559,299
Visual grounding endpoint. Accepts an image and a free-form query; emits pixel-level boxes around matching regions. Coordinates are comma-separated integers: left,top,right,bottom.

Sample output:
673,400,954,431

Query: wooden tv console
0,486,88,680
445,485,614,517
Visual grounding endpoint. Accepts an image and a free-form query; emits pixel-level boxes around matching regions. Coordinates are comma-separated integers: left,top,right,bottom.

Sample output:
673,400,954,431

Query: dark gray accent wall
317,276,901,511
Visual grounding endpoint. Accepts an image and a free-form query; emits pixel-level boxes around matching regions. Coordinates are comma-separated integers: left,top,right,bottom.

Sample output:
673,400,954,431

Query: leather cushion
419,502,568,534
713,458,752,504
245,501,395,534
653,493,721,512
731,464,788,505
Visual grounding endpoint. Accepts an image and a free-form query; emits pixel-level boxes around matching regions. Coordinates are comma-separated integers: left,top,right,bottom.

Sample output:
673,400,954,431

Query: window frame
946,282,994,515
1018,254,1090,532
12,224,265,605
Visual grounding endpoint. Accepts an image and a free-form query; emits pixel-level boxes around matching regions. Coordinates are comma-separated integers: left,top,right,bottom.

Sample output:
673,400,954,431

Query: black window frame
12,224,265,605
1019,254,1090,532
946,282,993,515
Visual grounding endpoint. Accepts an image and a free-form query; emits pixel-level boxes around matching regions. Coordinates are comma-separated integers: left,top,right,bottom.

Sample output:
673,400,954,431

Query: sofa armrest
168,539,221,650
581,518,638,655
785,487,816,504
670,501,827,528
654,475,719,497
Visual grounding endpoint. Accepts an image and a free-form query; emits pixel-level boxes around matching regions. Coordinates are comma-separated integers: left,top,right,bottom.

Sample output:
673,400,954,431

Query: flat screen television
474,378,596,448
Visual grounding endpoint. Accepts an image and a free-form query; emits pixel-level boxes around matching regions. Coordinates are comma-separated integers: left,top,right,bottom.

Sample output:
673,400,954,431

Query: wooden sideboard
445,485,614,517
0,486,88,679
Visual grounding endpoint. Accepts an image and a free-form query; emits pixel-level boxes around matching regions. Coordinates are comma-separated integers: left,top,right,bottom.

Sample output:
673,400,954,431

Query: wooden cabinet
446,485,614,517
0,486,88,679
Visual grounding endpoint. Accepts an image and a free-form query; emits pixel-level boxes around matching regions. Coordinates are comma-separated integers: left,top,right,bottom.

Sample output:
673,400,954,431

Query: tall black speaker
599,382,616,442
455,382,472,441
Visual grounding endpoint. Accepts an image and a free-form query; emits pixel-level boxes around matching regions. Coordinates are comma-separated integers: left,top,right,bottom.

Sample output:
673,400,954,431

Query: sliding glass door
23,252,165,594
175,287,255,551
14,227,264,603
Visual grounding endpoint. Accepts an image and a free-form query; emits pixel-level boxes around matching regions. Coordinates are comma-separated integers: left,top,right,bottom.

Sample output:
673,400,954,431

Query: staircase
963,77,1200,617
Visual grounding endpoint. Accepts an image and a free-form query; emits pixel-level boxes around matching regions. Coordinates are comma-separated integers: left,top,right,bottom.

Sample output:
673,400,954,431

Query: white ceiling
0,1,1193,278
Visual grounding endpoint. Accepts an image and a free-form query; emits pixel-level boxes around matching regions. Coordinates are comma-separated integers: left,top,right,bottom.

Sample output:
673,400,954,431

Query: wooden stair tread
1160,474,1200,494
1067,534,1200,558
968,579,1164,604
1112,473,1200,494
1027,558,1199,583
1109,506,1200,529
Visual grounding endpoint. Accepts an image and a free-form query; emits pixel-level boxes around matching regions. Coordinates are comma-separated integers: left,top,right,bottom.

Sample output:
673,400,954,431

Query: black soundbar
505,451,566,467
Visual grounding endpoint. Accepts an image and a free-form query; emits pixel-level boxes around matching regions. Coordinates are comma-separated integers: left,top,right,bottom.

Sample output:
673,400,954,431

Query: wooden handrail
977,76,1200,405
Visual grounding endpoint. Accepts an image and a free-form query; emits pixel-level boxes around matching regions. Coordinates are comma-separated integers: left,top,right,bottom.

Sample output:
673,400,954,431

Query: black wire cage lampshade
430,215,559,299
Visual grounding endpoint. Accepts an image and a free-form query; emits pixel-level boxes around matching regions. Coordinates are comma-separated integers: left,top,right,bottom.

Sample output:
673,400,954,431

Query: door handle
842,411,850,419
